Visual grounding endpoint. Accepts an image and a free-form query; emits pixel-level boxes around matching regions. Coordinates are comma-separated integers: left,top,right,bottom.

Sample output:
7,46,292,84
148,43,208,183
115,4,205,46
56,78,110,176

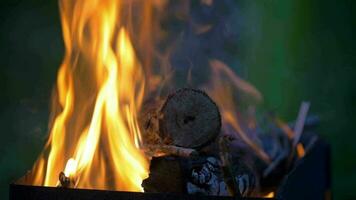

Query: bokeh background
0,0,355,199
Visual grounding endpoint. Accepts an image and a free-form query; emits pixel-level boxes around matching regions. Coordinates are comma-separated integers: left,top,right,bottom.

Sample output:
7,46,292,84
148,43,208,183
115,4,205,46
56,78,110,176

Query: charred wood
142,157,186,193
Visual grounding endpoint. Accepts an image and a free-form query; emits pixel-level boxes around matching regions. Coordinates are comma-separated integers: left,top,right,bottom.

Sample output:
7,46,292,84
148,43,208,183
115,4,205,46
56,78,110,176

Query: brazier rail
10,140,330,200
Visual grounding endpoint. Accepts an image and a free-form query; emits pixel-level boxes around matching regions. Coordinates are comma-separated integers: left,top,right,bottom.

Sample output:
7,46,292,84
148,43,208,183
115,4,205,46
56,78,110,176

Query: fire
23,0,149,191
296,143,305,158
63,158,77,178
206,60,270,164
264,191,275,198
20,0,283,194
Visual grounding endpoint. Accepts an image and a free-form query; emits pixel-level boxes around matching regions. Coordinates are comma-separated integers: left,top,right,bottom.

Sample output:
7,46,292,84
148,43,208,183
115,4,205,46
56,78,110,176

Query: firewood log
140,88,221,152
142,157,185,193
159,88,221,149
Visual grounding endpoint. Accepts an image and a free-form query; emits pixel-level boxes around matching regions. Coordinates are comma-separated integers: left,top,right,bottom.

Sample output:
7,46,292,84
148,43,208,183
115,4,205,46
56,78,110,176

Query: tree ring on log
159,88,221,149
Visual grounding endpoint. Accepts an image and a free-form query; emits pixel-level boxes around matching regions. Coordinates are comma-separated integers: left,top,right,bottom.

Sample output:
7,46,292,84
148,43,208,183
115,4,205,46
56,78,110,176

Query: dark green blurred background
0,0,354,199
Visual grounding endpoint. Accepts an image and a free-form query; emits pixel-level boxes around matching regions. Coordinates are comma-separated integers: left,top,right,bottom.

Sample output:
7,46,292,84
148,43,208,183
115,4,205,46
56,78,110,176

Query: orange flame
23,0,150,191
206,60,270,164
296,143,305,158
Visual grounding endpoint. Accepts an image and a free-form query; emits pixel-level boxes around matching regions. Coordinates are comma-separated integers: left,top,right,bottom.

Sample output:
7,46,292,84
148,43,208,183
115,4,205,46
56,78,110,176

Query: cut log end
159,88,221,149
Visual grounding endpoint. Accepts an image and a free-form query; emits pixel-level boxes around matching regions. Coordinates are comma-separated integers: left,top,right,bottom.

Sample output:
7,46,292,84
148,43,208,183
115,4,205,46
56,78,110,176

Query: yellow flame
64,158,78,178
264,191,275,198
26,0,149,191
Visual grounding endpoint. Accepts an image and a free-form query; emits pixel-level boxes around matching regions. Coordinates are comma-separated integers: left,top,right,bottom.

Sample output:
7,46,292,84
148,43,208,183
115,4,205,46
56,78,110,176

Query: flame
64,158,77,178
296,143,305,158
264,191,275,198
24,0,150,191
206,60,270,164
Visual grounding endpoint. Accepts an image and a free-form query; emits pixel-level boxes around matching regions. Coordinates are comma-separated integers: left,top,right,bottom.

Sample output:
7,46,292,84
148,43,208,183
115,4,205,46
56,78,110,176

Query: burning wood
219,137,240,196
142,157,185,193
144,144,198,158
140,88,260,197
16,0,325,199
139,88,320,198
58,158,77,188
59,172,73,188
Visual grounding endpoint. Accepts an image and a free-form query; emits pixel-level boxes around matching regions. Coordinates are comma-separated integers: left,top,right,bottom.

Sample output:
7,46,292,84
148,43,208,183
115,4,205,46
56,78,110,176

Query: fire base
10,140,330,200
